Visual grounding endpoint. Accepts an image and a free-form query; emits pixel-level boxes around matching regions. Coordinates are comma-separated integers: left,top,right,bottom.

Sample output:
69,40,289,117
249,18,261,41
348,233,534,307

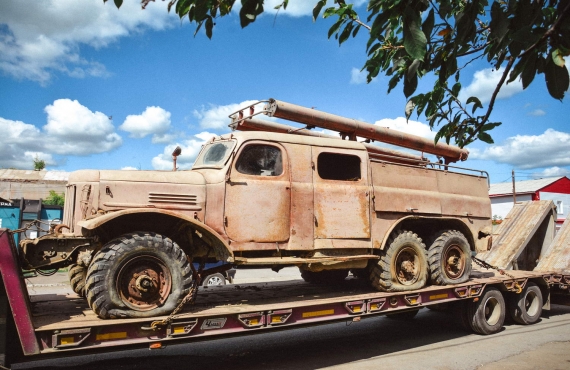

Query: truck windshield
193,140,236,169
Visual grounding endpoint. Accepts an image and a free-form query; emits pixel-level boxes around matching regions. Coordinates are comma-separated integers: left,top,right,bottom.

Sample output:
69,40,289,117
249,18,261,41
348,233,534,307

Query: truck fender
77,208,234,262
377,215,476,251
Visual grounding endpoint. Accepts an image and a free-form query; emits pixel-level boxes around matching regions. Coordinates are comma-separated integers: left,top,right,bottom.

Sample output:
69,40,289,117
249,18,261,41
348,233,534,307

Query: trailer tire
300,269,348,284
85,232,192,319
428,230,471,285
68,264,87,297
203,273,226,286
370,230,428,292
466,287,505,335
508,282,542,325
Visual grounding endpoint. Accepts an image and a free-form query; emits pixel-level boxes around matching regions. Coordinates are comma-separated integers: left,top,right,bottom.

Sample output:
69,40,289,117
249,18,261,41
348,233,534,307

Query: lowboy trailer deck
1,228,570,368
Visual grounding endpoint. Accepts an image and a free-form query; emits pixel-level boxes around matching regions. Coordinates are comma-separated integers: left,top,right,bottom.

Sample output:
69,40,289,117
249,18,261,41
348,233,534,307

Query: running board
232,255,379,265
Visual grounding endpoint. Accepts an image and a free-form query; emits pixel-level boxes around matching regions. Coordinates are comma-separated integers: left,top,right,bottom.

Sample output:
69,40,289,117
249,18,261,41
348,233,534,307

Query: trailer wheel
465,287,505,335
370,230,428,292
428,230,471,285
203,273,226,286
300,268,348,284
508,282,542,325
68,264,87,297
85,232,192,319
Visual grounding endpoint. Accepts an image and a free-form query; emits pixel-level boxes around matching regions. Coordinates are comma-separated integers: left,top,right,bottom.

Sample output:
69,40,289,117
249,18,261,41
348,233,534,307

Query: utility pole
512,169,516,204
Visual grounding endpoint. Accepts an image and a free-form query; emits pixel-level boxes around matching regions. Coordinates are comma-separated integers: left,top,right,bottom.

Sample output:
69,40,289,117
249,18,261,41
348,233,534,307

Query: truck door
312,148,371,240
224,142,291,242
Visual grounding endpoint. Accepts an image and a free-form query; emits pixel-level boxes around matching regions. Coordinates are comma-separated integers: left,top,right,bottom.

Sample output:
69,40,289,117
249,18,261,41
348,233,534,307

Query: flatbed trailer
1,228,569,368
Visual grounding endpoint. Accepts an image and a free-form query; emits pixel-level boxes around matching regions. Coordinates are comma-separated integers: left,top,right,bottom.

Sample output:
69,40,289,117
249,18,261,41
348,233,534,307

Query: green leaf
451,82,461,97
421,9,435,39
545,55,570,100
553,49,566,67
521,53,538,89
313,0,326,22
403,8,426,61
403,73,418,98
114,0,123,9
481,122,502,132
466,96,483,114
339,23,354,45
477,131,494,144
328,19,343,39
205,16,214,39
405,99,416,120
406,59,420,82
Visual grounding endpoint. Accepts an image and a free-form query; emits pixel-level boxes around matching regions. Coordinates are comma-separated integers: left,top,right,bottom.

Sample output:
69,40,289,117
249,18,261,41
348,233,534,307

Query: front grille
63,185,76,232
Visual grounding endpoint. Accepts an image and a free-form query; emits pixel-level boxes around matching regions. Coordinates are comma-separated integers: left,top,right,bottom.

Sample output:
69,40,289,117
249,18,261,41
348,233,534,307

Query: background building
0,170,68,243
489,176,570,230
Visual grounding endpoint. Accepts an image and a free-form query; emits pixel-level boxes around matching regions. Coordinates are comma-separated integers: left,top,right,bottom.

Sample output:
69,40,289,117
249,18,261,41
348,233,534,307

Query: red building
489,176,570,229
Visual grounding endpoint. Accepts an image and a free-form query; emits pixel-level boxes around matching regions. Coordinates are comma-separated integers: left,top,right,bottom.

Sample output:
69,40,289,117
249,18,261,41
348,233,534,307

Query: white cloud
531,167,570,178
374,117,436,140
43,99,122,155
470,129,570,169
121,166,139,171
528,109,546,117
120,106,171,140
458,67,523,104
0,0,173,84
193,100,264,130
0,99,122,169
151,131,217,170
350,67,367,84
261,0,367,17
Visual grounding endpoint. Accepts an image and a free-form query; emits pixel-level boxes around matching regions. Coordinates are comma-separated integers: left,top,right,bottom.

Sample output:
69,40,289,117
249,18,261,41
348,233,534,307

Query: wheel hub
443,245,466,279
394,247,420,285
117,256,172,311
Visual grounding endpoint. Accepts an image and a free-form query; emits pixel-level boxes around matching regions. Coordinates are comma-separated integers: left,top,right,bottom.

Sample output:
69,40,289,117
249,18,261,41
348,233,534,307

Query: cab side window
236,145,283,176
317,152,361,181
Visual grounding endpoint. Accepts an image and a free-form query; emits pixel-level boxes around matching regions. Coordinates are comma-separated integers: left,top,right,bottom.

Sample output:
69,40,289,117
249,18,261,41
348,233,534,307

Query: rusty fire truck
2,99,570,368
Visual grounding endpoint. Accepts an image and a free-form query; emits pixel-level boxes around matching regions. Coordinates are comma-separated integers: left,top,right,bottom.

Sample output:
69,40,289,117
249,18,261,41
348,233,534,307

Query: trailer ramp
535,216,570,273
477,200,557,270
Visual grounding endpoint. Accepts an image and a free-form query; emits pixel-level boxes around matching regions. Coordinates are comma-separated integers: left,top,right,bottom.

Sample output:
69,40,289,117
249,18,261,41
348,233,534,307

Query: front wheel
85,232,193,319
68,264,87,297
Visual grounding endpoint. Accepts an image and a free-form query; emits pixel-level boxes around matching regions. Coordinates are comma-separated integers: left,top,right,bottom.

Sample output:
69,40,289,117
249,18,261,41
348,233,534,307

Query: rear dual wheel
369,230,428,292
428,230,471,285
85,232,193,319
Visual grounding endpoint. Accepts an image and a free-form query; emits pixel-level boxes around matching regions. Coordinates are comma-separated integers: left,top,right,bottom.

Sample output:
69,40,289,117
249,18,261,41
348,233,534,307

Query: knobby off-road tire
68,264,87,297
428,230,472,285
507,282,543,325
300,268,348,284
85,232,192,319
465,287,506,335
370,230,428,292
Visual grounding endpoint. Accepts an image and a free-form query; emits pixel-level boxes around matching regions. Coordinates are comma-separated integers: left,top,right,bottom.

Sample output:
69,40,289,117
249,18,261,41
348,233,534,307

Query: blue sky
1,0,568,186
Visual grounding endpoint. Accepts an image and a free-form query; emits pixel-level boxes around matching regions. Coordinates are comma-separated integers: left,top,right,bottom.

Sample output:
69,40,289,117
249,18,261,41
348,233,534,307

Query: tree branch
463,56,515,145
520,0,570,57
